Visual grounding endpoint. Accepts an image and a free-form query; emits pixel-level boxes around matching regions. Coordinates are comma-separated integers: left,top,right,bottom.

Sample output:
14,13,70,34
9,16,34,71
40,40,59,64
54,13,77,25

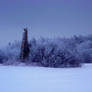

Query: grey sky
0,0,92,47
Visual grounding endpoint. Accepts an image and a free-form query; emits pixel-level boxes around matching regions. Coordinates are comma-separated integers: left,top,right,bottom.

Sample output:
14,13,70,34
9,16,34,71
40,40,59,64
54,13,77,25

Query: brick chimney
20,28,30,61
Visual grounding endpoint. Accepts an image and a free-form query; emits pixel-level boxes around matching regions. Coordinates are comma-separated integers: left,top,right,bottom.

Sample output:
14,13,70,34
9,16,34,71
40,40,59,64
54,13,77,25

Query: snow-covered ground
0,64,92,92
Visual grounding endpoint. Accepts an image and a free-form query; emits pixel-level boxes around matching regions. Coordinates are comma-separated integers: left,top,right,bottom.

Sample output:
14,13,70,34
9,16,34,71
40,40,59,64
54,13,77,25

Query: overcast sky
0,0,92,47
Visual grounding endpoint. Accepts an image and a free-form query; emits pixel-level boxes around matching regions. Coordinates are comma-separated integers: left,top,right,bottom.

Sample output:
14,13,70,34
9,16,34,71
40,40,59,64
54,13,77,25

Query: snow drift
0,64,92,92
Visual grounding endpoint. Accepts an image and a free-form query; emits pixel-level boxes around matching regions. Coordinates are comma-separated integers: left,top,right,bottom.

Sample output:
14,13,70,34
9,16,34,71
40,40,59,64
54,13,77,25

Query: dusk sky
0,0,92,46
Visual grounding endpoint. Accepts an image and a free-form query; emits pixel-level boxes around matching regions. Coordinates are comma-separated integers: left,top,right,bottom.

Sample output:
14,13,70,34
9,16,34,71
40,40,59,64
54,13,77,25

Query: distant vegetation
0,34,92,68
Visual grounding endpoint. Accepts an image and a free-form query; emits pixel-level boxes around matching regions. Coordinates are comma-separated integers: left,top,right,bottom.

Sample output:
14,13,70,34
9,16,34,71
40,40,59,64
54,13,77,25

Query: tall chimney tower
20,28,30,61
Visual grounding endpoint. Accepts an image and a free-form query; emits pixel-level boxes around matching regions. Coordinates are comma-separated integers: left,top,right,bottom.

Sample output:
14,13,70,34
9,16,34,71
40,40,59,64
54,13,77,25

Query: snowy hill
0,64,92,92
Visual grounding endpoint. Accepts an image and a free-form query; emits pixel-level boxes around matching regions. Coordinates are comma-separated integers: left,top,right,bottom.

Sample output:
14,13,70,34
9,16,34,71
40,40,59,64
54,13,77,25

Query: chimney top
24,28,27,32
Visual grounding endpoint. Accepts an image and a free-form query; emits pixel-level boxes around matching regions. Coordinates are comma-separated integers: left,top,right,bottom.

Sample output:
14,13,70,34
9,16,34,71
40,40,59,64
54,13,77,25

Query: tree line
0,29,92,68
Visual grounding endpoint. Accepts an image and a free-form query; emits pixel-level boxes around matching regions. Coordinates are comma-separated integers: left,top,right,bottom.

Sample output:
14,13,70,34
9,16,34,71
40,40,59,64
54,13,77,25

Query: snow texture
0,64,92,92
